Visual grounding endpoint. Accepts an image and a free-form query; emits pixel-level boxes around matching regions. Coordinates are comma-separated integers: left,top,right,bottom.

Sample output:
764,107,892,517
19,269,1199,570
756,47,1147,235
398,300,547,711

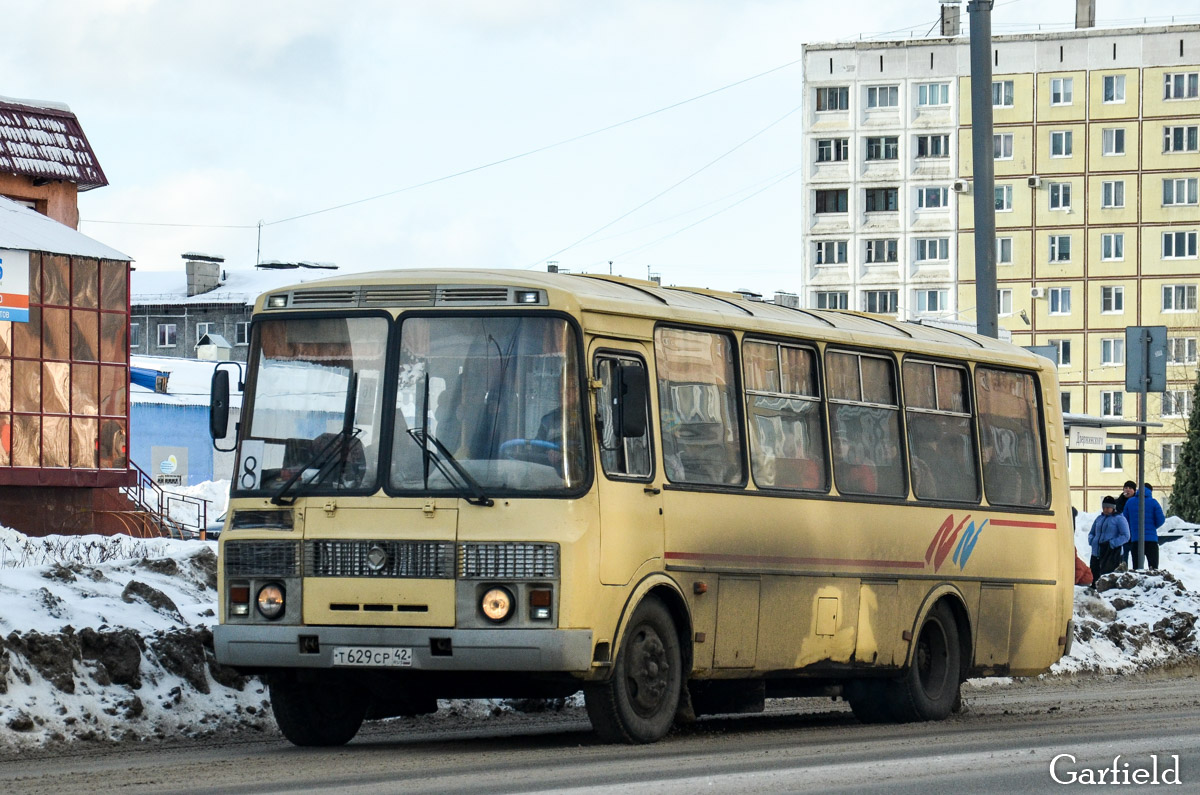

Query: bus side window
826,350,905,498
595,356,652,479
976,367,1049,508
654,328,744,486
903,360,980,503
743,339,828,491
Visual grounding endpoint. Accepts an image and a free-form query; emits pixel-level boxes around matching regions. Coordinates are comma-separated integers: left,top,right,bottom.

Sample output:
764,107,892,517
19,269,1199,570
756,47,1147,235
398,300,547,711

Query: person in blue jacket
1122,483,1166,569
1089,495,1130,580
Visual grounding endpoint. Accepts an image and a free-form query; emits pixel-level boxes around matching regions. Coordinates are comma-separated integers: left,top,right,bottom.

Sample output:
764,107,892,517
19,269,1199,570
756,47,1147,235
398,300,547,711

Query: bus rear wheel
269,674,367,747
887,602,961,722
585,597,682,744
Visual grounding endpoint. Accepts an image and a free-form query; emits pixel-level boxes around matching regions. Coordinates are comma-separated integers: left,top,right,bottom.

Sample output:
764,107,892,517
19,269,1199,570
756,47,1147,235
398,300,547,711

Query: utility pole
968,1,998,338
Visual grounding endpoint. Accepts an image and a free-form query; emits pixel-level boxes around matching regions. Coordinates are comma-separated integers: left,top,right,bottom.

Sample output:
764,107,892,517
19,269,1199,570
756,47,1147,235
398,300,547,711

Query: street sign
1067,426,1108,451
1125,326,1167,393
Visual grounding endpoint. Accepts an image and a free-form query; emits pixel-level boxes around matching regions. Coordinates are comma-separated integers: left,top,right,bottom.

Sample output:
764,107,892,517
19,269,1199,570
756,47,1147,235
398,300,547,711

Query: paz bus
208,268,1073,746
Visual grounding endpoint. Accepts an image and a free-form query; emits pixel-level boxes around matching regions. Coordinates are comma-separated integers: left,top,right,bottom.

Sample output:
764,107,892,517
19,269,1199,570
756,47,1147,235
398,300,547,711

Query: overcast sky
4,1,1198,295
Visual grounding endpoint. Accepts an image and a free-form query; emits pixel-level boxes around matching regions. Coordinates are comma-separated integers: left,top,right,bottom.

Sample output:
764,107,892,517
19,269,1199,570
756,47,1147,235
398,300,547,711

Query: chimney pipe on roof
939,1,962,37
1075,0,1095,28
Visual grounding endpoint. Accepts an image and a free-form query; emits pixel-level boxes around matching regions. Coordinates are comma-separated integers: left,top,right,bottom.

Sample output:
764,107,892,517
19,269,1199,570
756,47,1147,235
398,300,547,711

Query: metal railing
121,460,213,540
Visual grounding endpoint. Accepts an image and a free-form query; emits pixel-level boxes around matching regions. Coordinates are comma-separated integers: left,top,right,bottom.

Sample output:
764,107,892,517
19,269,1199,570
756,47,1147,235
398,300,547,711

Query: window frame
1164,72,1200,100
995,184,1013,212
915,186,950,210
1102,128,1126,156
1101,233,1124,262
915,134,950,158
864,187,899,213
862,290,899,314
1162,231,1199,259
865,136,899,161
997,288,1013,316
814,189,849,214
816,138,850,162
916,82,950,107
1163,125,1199,153
1048,286,1071,316
865,84,899,109
1049,234,1072,262
1167,336,1198,365
1162,284,1198,312
1103,74,1126,104
1101,285,1124,313
1050,130,1073,158
1163,178,1199,206
815,86,850,112
157,323,177,348
993,132,1014,160
742,339,828,493
1050,77,1073,106
992,79,1015,107
1101,180,1125,209
814,291,849,310
996,236,1013,265
865,238,899,264
1100,338,1125,367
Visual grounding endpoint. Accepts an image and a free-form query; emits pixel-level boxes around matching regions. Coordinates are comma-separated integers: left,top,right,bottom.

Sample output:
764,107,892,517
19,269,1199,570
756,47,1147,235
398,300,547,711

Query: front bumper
214,624,593,672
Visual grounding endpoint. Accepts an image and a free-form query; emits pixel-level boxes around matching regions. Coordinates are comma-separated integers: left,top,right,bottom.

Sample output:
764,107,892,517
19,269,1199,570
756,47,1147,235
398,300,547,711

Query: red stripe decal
664,551,925,569
988,519,1058,530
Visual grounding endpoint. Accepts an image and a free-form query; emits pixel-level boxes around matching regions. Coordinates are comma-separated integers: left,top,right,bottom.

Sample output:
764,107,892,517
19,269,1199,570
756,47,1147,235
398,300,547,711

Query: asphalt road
5,671,1200,794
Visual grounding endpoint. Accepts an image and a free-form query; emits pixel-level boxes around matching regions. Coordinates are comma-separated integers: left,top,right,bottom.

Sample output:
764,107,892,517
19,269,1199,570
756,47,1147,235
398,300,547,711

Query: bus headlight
480,586,514,623
256,583,286,620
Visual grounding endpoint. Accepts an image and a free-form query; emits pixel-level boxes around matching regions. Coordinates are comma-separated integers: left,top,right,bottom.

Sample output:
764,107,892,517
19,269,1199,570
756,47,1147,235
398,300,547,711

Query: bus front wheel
585,597,683,744
269,674,367,747
888,602,962,722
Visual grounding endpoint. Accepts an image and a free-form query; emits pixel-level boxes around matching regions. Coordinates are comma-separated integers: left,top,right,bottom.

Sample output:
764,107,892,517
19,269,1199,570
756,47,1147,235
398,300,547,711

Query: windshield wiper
407,428,494,507
272,372,359,506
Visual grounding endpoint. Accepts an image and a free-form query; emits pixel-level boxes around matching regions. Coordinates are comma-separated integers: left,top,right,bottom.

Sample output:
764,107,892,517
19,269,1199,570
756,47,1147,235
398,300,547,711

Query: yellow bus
209,268,1074,746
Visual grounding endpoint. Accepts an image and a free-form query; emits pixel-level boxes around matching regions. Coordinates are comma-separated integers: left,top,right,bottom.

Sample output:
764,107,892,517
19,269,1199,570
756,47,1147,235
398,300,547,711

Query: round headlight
480,586,514,623
257,583,285,619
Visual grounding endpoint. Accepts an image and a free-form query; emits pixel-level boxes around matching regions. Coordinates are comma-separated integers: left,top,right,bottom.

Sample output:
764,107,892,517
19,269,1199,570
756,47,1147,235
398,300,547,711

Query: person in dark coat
1114,480,1137,514
1089,495,1130,580
1122,483,1166,569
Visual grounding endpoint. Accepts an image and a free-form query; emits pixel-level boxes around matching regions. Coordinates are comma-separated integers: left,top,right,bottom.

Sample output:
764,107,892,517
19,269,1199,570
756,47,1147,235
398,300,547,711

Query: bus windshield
390,315,586,495
235,316,388,496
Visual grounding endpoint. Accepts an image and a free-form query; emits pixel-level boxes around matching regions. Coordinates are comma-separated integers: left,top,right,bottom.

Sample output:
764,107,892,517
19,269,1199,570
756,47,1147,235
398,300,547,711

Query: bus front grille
458,542,559,579
303,540,455,579
224,541,301,577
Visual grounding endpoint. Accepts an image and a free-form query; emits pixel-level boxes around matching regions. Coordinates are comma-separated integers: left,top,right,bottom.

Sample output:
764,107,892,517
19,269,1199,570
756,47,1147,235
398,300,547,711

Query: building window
1049,182,1072,210
993,133,1013,160
866,85,899,109
914,238,949,262
864,188,899,212
1168,336,1197,365
996,236,1013,264
995,184,1013,211
915,289,948,313
1101,285,1124,313
130,322,140,348
1164,178,1199,206
157,323,177,348
1102,128,1125,156
816,138,850,162
1163,231,1199,259
1163,125,1199,153
196,321,214,340
1103,74,1126,103
814,189,848,214
1048,286,1071,315
992,79,1014,107
1164,72,1199,100
865,136,899,161
865,238,899,263
235,321,250,346
1101,391,1124,417
915,134,949,158
863,290,899,314
998,288,1013,316
1163,390,1194,417
816,86,849,111
1163,443,1182,472
814,291,849,310
1049,235,1071,262
1102,444,1124,471
1163,284,1198,312
916,186,949,209
1101,233,1124,261
1050,77,1073,105
1061,392,1072,414
1101,180,1125,209
1101,338,1125,366
1050,130,1073,157
916,82,950,106
815,240,848,264
1050,339,1072,366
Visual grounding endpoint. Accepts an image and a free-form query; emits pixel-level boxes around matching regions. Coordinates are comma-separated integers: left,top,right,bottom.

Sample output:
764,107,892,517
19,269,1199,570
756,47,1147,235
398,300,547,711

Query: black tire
584,597,683,744
843,679,894,724
887,602,962,723
269,675,367,747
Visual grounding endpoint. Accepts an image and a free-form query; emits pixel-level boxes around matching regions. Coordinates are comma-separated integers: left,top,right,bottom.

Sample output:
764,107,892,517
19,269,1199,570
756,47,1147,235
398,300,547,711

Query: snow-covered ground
0,495,1197,750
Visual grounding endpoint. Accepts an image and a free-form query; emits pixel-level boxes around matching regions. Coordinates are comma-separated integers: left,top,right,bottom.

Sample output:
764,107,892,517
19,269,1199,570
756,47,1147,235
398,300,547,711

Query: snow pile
1054,510,1200,674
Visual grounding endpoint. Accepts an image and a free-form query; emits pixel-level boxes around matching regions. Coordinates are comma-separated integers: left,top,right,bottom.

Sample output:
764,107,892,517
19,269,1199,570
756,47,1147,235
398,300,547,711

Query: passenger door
591,345,663,585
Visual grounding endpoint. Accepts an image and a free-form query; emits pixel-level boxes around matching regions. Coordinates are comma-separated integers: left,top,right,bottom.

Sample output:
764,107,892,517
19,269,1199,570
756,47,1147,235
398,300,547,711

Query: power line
80,219,257,229
528,102,805,268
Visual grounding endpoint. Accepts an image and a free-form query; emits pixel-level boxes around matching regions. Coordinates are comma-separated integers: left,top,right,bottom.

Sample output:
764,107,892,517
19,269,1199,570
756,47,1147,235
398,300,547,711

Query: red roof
0,97,108,191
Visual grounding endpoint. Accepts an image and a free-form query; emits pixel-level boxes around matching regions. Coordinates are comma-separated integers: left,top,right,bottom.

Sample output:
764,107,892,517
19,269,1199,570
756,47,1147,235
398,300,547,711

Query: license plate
331,646,413,668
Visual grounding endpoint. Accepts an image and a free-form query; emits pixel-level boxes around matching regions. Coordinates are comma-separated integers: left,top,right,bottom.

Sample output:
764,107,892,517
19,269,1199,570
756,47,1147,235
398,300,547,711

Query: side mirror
617,364,648,438
210,369,230,440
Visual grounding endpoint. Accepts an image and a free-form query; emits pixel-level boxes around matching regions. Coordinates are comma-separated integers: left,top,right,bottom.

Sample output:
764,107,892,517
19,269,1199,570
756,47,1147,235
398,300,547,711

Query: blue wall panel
130,403,213,485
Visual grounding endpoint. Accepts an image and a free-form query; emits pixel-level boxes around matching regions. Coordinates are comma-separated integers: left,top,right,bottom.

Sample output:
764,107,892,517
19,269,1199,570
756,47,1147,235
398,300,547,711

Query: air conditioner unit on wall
1030,287,1046,298
952,179,971,193
1027,175,1042,188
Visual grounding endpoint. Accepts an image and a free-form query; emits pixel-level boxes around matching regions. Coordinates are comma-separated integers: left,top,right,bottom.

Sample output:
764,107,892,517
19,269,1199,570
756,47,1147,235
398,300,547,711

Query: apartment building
801,22,1200,510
